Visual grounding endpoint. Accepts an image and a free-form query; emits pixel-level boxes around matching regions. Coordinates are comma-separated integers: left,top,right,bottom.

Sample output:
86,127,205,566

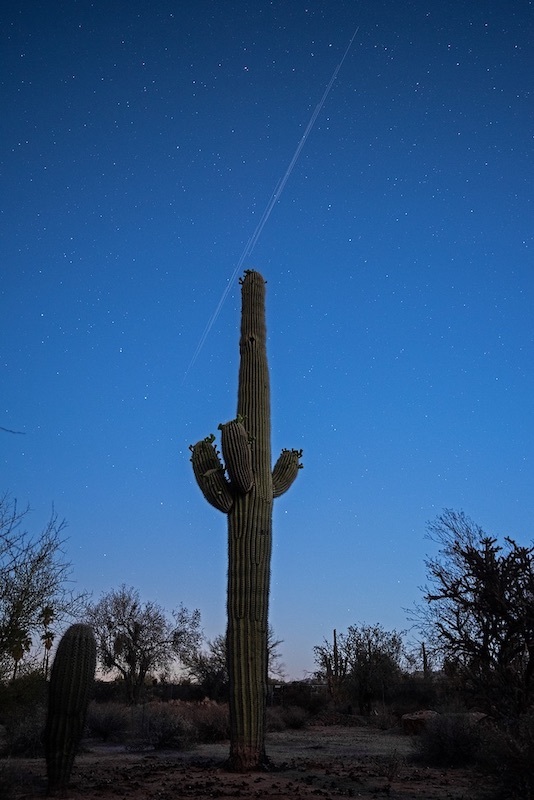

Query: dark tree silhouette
413,509,534,715
0,494,85,679
86,584,201,703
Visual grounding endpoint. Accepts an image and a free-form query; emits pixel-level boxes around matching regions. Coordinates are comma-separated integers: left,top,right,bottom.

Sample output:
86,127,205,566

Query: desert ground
2,724,486,800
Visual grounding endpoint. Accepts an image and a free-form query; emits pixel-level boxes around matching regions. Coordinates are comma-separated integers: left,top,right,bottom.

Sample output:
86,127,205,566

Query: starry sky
2,0,533,679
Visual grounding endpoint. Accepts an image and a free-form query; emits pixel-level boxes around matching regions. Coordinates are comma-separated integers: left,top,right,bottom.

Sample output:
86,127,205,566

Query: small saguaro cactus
44,622,97,794
190,270,302,770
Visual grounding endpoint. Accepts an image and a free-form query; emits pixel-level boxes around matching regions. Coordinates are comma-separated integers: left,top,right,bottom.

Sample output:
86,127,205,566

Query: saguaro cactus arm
219,419,254,493
272,448,303,498
190,434,234,513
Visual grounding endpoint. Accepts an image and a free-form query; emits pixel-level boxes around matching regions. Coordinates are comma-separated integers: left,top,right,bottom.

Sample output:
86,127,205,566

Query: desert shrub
0,671,48,723
2,704,46,757
476,714,534,799
0,672,48,757
274,681,328,715
389,674,441,717
92,679,127,703
375,748,406,782
413,713,482,767
266,706,287,732
86,702,129,742
266,705,308,731
281,705,308,729
370,706,397,730
151,681,206,703
187,703,229,743
133,702,196,750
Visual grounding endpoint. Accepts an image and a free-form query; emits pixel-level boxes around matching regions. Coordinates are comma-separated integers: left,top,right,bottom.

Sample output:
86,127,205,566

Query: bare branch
0,494,87,679
86,585,201,703
411,510,534,715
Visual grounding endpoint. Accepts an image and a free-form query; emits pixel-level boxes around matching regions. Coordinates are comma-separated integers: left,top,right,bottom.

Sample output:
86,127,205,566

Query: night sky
2,1,533,678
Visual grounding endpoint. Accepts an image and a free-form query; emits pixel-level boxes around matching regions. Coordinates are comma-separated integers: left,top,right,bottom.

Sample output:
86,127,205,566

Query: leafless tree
313,628,349,704
314,624,405,713
184,626,285,700
182,633,229,700
86,584,201,703
412,509,534,716
0,493,86,680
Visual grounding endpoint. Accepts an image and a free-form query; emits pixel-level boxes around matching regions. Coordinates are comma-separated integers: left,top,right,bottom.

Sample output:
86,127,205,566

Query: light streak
183,27,359,383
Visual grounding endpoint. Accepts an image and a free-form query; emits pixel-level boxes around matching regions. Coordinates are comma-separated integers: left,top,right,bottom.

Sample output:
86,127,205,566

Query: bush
476,714,534,799
92,679,127,704
266,705,308,731
86,699,230,748
133,702,196,750
150,681,206,703
266,706,287,732
370,706,397,731
389,674,441,717
375,749,406,782
413,713,482,767
0,671,48,756
2,705,46,757
273,682,328,715
187,703,229,743
0,671,48,723
281,706,308,729
86,702,129,742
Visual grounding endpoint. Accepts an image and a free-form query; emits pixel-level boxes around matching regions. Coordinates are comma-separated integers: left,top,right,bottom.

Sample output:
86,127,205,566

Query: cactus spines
190,269,302,771
44,623,97,794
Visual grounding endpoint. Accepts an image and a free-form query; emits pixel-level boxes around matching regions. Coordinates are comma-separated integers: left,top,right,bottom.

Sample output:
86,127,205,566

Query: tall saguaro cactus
190,270,302,770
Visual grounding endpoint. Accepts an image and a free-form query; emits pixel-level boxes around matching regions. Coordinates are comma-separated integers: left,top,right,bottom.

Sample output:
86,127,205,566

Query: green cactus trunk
227,271,273,770
190,270,301,771
44,623,97,794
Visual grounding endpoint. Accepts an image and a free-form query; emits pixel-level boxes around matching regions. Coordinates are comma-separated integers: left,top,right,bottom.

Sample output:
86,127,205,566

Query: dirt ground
3,725,487,800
